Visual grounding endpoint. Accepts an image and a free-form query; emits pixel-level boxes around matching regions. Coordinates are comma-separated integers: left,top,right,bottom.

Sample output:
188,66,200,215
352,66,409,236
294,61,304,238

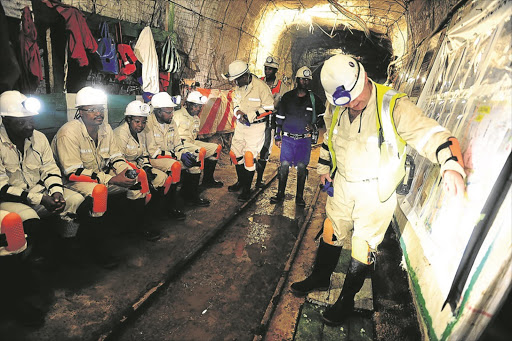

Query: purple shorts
280,135,311,166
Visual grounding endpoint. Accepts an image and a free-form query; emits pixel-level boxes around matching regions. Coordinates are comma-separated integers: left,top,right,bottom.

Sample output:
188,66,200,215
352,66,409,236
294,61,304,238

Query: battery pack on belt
283,132,312,139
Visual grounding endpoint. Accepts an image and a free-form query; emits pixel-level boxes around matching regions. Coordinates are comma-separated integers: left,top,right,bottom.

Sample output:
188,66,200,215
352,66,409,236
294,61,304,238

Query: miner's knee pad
91,184,108,215
244,151,254,168
229,151,238,165
171,162,182,184
0,212,27,253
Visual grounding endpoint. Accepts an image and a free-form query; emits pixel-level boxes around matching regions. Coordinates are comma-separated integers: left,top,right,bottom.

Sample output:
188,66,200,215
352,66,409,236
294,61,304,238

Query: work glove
181,152,196,168
320,181,334,197
238,113,250,126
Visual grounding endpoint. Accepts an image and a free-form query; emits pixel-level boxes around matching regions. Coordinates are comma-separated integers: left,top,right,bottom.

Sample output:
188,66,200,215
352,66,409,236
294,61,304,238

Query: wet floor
115,168,319,340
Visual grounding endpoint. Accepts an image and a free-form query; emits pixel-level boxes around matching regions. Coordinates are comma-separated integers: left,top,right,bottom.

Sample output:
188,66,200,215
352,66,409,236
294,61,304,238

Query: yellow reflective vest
327,83,407,202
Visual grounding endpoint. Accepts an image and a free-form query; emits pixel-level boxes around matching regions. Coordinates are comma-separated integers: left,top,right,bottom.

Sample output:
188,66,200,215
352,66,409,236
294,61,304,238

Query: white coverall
113,122,168,188
173,107,220,160
317,81,466,250
231,74,274,170
145,113,200,174
51,119,139,214
0,125,84,236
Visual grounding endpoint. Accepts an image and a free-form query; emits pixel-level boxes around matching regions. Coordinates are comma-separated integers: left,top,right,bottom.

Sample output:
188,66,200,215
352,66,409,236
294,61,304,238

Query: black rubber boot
22,219,48,267
322,257,370,326
78,215,120,269
202,159,223,188
181,172,210,207
270,165,289,204
290,239,342,296
228,164,244,192
128,198,161,242
238,168,254,202
255,160,267,188
165,184,186,220
295,164,307,207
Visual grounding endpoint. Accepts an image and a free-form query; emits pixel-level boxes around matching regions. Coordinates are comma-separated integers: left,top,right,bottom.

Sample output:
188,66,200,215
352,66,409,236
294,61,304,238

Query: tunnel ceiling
269,0,407,34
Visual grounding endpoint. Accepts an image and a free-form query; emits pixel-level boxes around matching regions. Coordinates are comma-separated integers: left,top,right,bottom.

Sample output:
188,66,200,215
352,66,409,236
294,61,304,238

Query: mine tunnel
0,0,511,340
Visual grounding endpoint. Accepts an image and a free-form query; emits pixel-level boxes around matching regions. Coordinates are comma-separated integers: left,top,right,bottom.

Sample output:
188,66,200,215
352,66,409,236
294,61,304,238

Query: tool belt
283,132,312,140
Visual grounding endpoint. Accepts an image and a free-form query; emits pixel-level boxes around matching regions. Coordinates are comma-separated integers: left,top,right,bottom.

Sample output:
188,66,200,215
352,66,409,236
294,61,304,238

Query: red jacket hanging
41,0,98,67
20,6,43,82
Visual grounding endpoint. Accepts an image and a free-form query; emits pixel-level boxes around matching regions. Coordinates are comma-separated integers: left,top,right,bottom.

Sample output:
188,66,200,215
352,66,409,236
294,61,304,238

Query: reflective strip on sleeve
416,126,447,154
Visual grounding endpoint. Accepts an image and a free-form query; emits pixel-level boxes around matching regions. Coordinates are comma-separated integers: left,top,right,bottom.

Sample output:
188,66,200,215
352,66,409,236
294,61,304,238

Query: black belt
252,118,267,124
283,132,311,139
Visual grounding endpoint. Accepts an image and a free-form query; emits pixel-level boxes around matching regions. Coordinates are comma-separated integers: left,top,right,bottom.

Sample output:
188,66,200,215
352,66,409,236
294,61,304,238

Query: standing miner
223,60,274,201
290,54,466,326
271,66,325,206
256,56,289,188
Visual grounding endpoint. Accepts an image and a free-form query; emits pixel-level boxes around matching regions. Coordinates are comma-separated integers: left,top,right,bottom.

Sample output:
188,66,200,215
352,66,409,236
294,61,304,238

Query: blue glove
181,152,196,168
320,181,334,197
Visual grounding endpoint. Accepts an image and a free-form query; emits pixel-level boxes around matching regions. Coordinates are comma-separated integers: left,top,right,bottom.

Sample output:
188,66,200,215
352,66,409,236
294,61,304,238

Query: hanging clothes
134,27,160,95
41,0,97,67
19,6,43,85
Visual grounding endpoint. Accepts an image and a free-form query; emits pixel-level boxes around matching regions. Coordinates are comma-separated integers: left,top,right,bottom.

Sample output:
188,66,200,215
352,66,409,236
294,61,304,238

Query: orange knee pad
244,151,254,168
322,218,335,245
215,144,222,160
171,162,181,183
198,147,207,170
92,184,108,214
1,212,26,252
229,151,238,165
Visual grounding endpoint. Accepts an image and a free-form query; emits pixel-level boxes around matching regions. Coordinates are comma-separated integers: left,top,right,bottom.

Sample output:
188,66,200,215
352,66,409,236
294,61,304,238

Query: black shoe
255,180,265,189
228,182,242,192
142,229,161,242
185,197,211,207
168,208,186,221
238,190,251,202
270,193,285,204
202,179,224,188
295,197,306,207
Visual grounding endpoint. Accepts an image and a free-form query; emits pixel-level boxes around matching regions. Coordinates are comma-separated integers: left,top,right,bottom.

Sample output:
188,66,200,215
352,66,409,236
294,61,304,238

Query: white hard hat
0,91,40,117
321,54,366,106
186,91,207,105
296,66,313,80
151,92,181,108
222,60,249,81
125,100,151,117
264,56,279,69
75,87,107,108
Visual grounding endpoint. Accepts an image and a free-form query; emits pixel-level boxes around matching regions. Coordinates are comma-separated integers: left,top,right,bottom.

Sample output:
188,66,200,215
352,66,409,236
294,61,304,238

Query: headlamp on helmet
264,56,279,69
125,100,151,117
321,54,366,106
0,91,41,117
186,91,208,105
295,66,313,80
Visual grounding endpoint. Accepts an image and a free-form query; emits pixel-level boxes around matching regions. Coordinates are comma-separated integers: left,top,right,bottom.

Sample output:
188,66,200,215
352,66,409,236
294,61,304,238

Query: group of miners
0,52,466,328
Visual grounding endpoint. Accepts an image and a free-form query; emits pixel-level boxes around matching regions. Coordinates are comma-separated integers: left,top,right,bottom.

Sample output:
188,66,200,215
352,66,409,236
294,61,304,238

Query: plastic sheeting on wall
398,0,511,338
